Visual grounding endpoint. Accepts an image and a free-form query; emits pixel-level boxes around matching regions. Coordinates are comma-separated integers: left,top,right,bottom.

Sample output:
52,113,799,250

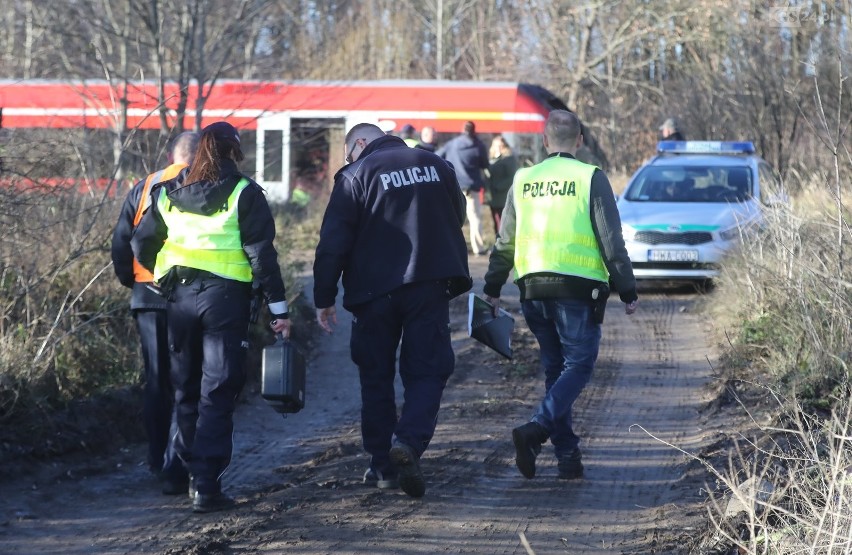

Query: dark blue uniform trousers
166,276,250,495
349,280,455,476
134,308,184,478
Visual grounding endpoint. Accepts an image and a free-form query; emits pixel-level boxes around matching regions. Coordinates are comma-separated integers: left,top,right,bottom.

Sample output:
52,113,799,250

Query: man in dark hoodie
132,121,290,513
313,122,471,498
111,131,198,494
436,121,490,255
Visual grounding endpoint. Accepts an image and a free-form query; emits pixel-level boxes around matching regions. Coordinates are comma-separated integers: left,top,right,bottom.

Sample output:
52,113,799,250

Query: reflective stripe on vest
512,157,609,282
132,163,187,282
154,178,252,283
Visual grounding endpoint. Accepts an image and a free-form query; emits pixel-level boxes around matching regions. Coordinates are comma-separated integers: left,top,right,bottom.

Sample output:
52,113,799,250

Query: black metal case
261,336,306,413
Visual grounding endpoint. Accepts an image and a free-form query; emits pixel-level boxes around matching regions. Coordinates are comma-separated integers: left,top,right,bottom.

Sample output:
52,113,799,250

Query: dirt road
0,256,725,554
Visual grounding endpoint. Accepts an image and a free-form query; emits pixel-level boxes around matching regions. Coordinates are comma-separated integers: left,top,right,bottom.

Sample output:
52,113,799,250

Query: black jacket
130,159,287,308
484,152,637,304
436,134,489,192
661,131,685,141
313,135,472,310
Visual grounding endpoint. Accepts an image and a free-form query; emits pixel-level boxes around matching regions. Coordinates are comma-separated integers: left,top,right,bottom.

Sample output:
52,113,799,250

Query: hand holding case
261,335,306,413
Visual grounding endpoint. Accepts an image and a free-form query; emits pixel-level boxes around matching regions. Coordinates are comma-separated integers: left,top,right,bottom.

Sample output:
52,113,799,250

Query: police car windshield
624,165,752,203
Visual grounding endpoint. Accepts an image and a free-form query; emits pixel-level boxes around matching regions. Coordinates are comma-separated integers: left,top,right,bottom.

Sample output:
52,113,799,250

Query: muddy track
0,259,726,555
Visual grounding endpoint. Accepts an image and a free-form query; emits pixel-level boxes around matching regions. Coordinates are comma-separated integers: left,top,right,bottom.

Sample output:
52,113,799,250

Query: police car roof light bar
657,141,755,154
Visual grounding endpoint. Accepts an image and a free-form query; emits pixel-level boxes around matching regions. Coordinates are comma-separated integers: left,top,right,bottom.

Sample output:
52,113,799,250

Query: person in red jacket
110,132,199,493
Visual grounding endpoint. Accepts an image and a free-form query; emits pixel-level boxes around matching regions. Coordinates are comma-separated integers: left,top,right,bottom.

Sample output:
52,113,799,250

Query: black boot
389,441,426,498
512,422,548,479
557,447,584,480
192,491,236,513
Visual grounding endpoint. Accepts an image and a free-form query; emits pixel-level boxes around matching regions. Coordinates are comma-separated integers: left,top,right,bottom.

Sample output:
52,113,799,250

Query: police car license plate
648,249,699,262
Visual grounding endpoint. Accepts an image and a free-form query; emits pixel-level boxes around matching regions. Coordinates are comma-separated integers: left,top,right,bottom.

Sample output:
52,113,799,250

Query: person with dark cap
436,121,490,255
659,118,685,141
314,122,471,498
132,121,291,513
483,110,638,482
111,131,199,494
400,124,419,148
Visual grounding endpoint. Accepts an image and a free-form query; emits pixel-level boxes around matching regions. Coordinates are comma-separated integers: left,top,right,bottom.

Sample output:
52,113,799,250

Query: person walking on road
482,110,638,481
111,132,199,493
436,121,490,255
313,123,472,498
485,134,518,236
132,121,291,513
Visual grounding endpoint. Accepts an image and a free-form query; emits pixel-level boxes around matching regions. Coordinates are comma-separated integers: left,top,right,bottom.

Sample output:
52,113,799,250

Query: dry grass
0,158,307,429
667,169,852,553
676,389,852,554
608,170,632,196
0,185,138,422
710,175,852,409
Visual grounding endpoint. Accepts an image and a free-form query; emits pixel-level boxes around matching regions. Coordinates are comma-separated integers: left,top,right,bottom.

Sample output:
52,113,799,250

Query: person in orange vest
132,121,290,513
110,132,199,494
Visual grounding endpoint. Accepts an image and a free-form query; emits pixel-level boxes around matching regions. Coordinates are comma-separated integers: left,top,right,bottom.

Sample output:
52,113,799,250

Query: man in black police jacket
313,123,472,498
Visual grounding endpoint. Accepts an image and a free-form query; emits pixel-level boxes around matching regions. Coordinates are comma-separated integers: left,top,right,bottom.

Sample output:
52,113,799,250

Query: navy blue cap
203,121,240,144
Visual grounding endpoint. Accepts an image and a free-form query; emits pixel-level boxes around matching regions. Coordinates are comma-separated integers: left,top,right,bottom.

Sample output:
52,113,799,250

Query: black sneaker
363,468,399,489
512,422,547,479
389,442,425,498
557,448,584,480
192,491,236,513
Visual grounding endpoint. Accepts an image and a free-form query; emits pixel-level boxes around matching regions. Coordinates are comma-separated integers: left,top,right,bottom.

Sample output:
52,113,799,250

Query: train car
0,79,605,200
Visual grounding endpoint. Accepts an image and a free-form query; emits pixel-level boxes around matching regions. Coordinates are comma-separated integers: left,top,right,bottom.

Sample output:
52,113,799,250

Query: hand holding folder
468,293,514,359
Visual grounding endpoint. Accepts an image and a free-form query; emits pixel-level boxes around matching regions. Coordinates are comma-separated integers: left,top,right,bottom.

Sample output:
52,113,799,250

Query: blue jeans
522,298,601,458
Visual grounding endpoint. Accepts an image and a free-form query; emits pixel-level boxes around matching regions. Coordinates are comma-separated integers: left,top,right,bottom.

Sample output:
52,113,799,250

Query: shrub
712,175,852,409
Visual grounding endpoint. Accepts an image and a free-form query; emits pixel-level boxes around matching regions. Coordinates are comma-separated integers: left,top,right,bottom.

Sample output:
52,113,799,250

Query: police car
617,141,778,281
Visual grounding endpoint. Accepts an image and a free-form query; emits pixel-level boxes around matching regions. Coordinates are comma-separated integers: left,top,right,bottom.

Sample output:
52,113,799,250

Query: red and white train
1,79,589,200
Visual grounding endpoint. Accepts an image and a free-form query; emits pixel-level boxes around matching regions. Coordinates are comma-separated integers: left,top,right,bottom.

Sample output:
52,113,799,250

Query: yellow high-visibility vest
512,156,608,282
154,178,252,283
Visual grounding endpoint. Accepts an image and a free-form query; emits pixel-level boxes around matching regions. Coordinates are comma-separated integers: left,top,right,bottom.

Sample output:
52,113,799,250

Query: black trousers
349,280,455,476
166,275,250,495
134,309,183,477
